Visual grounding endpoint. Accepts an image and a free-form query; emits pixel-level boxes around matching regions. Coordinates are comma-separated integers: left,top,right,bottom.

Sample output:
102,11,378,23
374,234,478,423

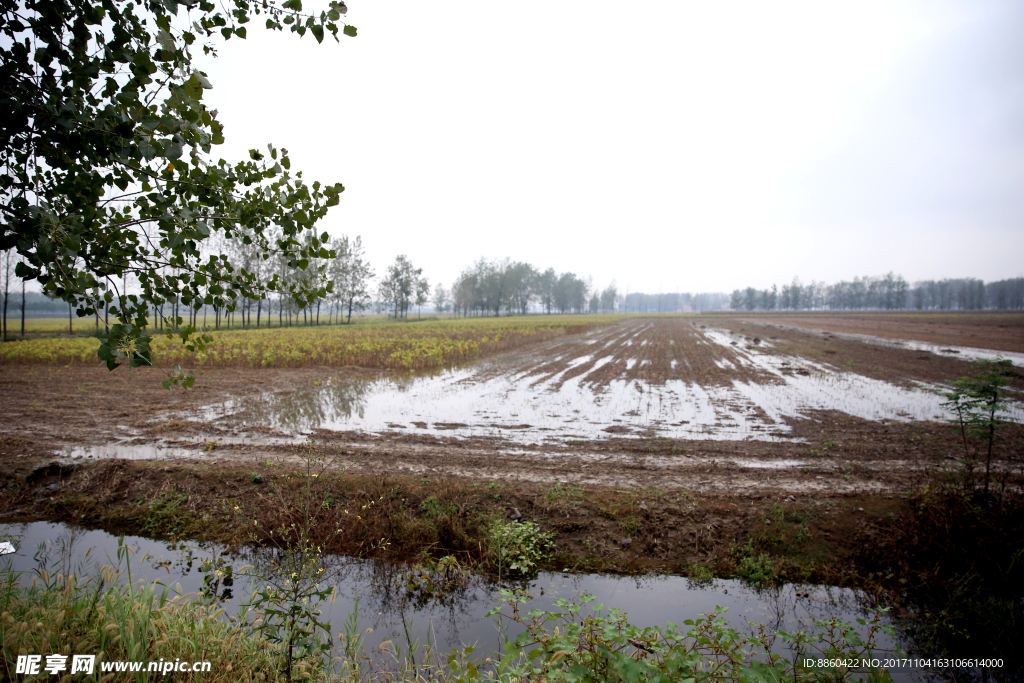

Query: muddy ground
0,314,1022,585
727,311,1024,354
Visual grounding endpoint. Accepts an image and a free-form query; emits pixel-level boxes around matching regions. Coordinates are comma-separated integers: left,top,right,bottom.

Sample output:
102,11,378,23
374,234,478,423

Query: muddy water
1,521,913,678
193,322,1023,446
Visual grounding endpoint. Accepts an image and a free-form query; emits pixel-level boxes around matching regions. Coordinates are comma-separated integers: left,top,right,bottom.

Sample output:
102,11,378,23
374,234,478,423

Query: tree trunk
2,279,8,341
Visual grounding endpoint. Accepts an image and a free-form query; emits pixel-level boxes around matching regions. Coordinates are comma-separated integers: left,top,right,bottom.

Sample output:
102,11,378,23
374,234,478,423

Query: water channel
2,521,929,680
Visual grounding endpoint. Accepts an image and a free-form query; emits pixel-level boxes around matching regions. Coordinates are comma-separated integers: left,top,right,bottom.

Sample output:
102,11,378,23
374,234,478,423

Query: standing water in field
196,322,1022,444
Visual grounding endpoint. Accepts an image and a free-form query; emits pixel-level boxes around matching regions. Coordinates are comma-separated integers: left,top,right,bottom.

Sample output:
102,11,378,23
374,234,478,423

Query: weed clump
730,539,780,588
486,520,555,577
0,538,287,681
419,495,457,520
487,593,898,683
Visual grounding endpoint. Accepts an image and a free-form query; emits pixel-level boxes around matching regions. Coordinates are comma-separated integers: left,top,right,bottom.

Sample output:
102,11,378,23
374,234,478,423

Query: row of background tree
0,243,731,334
432,258,730,316
5,240,1024,339
730,274,1024,311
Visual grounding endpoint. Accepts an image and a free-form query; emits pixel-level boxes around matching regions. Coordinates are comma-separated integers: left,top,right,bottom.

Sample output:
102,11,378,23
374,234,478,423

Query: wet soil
725,311,1024,354
1,315,1022,581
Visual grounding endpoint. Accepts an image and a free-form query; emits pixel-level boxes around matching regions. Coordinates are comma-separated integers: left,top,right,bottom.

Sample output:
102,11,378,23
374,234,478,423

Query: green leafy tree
1,0,356,378
378,254,426,320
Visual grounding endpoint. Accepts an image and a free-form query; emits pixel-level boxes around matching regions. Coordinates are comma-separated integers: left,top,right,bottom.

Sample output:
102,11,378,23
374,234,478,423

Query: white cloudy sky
196,0,1024,293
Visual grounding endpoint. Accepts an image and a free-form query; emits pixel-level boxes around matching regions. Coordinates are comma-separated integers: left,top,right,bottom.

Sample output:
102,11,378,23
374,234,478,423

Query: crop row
0,316,618,370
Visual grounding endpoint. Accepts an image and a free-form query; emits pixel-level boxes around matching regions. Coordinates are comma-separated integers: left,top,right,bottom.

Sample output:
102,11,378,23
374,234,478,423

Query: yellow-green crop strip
0,315,621,370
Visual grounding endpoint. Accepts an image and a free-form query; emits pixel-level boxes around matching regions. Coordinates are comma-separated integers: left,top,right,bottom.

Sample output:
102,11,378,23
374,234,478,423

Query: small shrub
737,553,779,588
487,520,555,576
732,539,781,588
943,357,1016,493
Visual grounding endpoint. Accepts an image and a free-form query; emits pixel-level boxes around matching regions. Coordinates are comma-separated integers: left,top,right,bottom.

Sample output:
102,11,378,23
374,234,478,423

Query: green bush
486,520,555,576
732,539,781,588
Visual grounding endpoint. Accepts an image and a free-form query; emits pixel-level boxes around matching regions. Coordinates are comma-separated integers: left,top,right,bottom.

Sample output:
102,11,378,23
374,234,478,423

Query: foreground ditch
2,456,1022,681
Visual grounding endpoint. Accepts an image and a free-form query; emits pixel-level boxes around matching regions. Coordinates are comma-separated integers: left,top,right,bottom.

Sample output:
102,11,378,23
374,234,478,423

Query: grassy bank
9,455,878,584
10,450,1020,593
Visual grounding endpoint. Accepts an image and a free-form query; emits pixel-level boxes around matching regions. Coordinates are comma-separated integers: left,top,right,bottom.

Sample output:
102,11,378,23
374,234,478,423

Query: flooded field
3,315,1022,495
193,321,1005,444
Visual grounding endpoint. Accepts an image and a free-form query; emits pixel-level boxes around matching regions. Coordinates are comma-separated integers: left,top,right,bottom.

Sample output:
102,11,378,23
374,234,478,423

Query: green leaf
165,137,183,160
343,24,356,37
310,24,324,43
156,29,176,52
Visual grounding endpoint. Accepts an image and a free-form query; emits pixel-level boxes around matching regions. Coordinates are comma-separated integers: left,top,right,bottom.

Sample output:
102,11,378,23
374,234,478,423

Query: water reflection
1,521,906,674
214,376,376,434
16,521,1023,681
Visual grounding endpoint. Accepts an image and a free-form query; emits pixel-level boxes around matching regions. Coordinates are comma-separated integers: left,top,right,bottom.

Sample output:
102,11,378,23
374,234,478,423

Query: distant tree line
436,260,595,316
430,258,731,317
10,234,1022,340
621,292,731,313
167,231,377,329
730,274,1024,311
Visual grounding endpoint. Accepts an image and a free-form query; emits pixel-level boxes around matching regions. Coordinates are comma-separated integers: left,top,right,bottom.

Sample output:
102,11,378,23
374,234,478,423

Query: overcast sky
196,0,1024,293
